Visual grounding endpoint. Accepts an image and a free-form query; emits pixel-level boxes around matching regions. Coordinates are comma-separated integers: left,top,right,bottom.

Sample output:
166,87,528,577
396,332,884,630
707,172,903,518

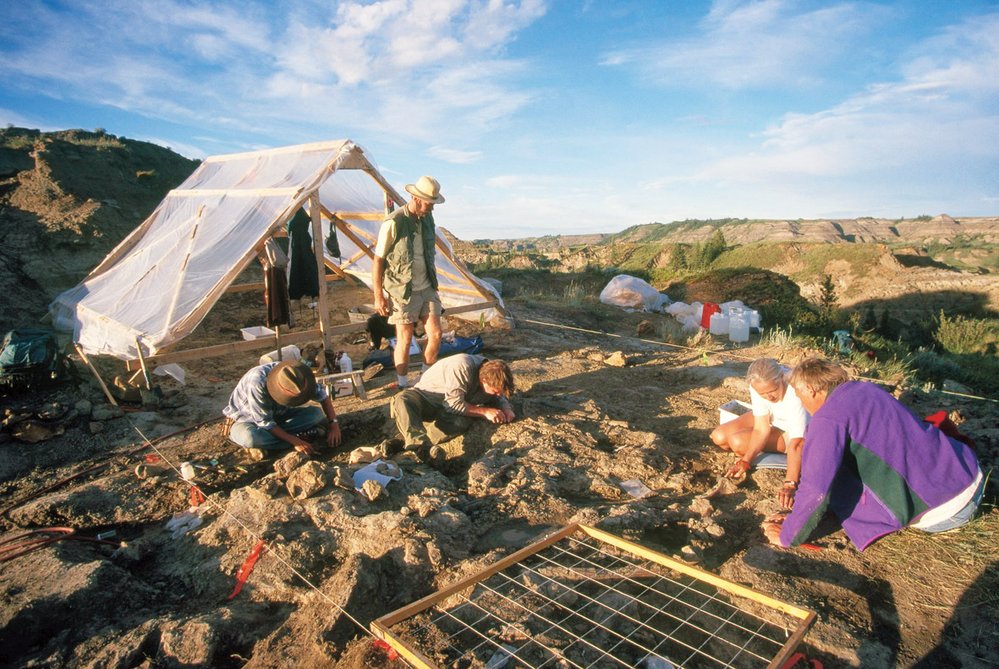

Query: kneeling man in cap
224,360,341,456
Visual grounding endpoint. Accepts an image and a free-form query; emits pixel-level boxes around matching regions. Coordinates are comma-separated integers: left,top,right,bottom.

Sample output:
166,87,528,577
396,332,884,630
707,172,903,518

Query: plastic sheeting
50,140,503,360
598,275,670,313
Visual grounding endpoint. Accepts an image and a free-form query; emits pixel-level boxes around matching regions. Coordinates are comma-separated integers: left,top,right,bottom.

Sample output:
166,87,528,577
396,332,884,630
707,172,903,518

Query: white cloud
0,0,547,149
602,0,886,89
428,146,482,163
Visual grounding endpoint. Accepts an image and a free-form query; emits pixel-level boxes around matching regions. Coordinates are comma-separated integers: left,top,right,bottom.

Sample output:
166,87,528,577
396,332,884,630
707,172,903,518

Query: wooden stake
74,344,118,406
134,338,153,390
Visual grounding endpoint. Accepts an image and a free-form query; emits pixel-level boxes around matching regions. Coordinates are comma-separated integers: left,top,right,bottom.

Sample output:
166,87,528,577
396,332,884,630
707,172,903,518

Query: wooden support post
74,344,118,406
309,192,333,355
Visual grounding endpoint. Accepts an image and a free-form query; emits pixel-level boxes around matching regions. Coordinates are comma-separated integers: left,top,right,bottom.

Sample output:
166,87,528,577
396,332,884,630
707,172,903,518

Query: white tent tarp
50,140,502,360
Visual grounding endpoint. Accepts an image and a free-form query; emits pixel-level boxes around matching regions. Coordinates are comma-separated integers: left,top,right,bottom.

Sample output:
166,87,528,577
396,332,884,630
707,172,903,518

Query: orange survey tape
227,539,267,600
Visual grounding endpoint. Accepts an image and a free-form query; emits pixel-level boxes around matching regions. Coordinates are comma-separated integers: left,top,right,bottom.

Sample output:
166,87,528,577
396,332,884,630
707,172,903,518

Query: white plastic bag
598,275,669,312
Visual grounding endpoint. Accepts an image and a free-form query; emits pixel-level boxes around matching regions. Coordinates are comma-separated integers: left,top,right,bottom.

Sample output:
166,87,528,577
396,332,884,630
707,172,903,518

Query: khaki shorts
389,287,442,325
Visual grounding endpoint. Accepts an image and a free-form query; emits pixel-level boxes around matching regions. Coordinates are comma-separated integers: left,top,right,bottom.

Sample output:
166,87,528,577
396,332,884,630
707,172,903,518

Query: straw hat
405,176,445,204
266,361,317,407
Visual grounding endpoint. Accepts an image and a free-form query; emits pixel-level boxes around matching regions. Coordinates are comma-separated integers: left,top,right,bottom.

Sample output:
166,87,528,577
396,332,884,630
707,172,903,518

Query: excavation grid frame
372,524,815,669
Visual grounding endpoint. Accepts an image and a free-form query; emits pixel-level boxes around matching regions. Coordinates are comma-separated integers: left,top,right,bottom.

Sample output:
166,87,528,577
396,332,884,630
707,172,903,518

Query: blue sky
2,0,998,240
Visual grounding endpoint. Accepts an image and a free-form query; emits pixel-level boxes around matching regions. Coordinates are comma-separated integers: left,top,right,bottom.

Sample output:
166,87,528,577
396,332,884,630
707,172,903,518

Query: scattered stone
699,477,738,499
636,320,655,337
689,497,713,517
74,399,93,415
12,420,65,443
348,446,380,464
603,351,629,367
331,466,354,490
92,405,124,421
273,451,309,479
36,402,66,420
408,495,442,518
679,544,703,564
704,521,726,539
427,541,444,568
139,388,162,409
286,461,328,500
361,479,384,502
0,432,10,445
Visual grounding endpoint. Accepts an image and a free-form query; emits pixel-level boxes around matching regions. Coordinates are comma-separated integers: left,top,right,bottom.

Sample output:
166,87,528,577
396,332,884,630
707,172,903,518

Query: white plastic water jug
729,308,750,343
749,309,761,330
339,352,353,373
709,312,729,335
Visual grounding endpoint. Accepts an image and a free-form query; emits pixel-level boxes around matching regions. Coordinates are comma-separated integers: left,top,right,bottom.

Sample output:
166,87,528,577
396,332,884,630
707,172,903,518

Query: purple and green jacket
780,381,980,550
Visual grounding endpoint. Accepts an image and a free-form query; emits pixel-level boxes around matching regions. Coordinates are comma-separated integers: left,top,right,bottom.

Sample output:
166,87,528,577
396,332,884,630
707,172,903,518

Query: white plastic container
258,345,301,365
719,400,753,424
339,351,353,373
180,461,196,481
240,326,276,341
728,309,750,343
748,309,761,330
709,312,729,335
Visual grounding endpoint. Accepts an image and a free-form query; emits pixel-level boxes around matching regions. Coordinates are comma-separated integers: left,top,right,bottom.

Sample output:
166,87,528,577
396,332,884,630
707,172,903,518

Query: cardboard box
241,326,276,341
719,399,752,424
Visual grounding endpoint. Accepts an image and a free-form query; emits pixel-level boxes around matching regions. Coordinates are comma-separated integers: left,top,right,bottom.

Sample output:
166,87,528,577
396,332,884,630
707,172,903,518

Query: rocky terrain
0,127,996,668
0,283,997,668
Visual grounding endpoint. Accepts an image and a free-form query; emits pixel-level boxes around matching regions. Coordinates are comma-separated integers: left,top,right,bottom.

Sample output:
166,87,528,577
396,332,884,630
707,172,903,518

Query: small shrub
934,311,996,355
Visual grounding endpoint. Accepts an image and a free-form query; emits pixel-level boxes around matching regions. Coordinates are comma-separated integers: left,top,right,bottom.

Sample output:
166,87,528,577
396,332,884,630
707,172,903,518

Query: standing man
389,354,515,465
372,176,445,389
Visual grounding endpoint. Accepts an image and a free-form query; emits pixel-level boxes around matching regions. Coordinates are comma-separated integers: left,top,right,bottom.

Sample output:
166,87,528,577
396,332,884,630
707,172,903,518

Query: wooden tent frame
69,143,503,393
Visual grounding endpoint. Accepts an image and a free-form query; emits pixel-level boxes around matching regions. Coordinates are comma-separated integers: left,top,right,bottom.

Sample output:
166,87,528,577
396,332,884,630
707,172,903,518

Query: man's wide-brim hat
266,361,317,407
405,175,445,204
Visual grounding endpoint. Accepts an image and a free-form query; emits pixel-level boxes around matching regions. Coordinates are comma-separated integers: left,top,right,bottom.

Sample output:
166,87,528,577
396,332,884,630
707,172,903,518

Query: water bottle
339,351,353,374
729,308,750,343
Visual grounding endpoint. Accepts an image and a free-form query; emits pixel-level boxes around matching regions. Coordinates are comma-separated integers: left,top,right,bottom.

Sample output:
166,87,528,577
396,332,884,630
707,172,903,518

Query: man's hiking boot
377,438,404,460
412,442,446,468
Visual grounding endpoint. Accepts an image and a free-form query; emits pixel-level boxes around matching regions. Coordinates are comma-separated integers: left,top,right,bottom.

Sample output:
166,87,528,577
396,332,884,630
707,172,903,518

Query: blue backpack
0,328,66,393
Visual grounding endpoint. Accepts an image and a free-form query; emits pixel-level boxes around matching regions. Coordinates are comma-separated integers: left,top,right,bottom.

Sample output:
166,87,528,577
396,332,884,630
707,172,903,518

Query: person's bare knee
710,427,729,448
728,431,751,456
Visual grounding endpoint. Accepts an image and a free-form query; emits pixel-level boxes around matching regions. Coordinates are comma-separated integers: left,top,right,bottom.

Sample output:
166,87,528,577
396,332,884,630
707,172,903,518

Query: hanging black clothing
264,265,291,327
287,208,321,300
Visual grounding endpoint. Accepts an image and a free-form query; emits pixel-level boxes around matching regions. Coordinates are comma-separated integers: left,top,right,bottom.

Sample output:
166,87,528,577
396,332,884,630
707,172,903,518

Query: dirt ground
1,281,996,669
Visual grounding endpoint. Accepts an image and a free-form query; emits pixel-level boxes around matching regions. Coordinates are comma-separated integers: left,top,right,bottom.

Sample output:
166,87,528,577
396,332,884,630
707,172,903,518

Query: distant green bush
934,311,997,355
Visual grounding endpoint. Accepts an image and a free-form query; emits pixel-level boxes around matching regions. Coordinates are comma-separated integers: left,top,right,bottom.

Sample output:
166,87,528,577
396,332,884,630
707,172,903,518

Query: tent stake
134,338,153,390
74,344,118,406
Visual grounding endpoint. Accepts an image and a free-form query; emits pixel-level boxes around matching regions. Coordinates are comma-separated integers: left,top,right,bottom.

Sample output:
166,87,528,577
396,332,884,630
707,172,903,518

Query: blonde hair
479,360,515,398
789,357,849,394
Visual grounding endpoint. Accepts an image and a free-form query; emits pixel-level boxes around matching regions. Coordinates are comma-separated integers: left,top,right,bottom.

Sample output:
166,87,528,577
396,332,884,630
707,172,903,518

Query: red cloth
701,302,720,329
924,410,976,448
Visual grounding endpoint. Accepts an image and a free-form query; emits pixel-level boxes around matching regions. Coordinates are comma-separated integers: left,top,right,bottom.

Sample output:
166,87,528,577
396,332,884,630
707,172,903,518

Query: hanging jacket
287,208,320,300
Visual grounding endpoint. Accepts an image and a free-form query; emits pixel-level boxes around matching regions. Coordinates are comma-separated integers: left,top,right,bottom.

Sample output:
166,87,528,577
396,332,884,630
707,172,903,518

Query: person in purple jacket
762,357,983,550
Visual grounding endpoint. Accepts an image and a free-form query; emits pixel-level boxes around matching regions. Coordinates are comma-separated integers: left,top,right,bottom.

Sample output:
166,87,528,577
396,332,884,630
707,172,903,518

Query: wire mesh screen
373,525,814,669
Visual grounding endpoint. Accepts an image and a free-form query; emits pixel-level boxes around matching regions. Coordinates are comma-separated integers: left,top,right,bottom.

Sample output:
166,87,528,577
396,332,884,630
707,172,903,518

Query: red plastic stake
189,486,206,507
227,540,267,600
373,638,399,661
